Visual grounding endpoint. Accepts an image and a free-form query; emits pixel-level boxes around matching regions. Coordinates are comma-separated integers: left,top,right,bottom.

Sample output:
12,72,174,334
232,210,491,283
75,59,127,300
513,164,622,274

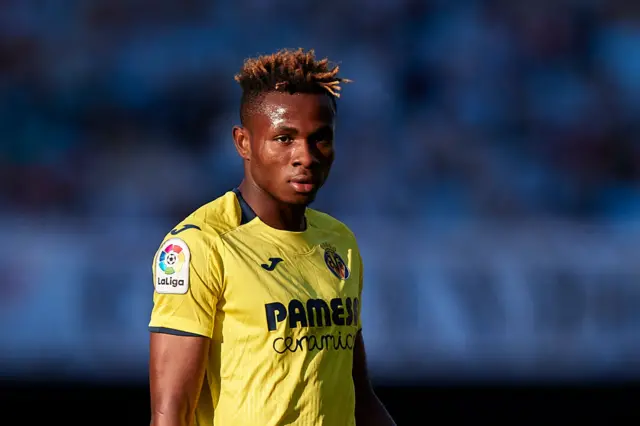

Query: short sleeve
356,251,363,331
148,227,223,338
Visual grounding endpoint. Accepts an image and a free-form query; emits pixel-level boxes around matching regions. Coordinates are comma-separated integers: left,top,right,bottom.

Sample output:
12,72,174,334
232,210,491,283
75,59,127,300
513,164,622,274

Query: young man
149,48,396,426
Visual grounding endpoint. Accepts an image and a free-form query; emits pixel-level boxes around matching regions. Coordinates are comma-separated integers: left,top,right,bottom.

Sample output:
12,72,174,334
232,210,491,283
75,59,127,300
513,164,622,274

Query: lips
289,175,318,193
290,175,315,184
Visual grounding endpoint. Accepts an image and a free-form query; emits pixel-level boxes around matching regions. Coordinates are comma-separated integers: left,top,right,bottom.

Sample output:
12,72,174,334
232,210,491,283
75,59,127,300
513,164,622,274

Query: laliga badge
155,238,190,294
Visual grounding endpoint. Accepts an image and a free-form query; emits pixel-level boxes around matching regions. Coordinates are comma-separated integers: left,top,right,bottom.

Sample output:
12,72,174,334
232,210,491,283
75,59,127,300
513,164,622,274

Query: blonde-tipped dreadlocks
235,48,351,124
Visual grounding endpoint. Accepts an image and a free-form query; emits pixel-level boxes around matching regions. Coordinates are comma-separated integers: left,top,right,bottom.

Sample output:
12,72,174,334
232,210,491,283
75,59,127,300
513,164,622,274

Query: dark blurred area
1,0,639,422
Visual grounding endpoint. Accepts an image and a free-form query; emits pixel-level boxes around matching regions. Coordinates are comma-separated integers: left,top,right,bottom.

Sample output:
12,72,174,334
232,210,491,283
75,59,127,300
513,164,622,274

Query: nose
291,141,319,168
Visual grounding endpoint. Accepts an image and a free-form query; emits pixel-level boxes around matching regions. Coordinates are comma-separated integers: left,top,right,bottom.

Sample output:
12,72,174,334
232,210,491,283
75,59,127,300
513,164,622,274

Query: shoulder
152,192,242,294
157,191,244,250
183,190,245,236
307,208,358,243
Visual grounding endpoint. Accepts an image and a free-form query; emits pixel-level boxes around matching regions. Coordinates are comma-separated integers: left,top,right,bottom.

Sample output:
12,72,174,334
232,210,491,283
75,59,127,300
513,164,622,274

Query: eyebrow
311,125,334,136
273,125,334,138
273,126,300,135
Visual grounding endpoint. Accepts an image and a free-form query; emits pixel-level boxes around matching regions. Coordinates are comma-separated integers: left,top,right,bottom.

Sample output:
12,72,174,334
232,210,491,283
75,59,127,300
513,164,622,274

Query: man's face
235,92,336,205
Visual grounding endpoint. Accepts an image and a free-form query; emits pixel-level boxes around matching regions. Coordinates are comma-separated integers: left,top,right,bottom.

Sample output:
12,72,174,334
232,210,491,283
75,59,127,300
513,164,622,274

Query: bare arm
150,332,210,426
353,330,396,426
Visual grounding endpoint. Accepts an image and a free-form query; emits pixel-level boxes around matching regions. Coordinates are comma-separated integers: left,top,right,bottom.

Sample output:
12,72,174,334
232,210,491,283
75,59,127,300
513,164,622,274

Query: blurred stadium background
1,0,638,422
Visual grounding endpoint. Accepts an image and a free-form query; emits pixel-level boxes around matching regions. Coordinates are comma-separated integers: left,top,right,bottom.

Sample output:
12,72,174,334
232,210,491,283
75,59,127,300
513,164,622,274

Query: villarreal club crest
321,242,350,280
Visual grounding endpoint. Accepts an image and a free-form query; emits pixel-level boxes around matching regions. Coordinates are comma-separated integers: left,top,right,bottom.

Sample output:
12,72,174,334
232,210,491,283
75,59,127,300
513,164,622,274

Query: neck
238,180,307,232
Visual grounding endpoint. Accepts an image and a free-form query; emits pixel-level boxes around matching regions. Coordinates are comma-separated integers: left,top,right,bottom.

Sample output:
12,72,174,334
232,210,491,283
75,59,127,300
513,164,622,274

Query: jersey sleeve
357,252,363,331
148,227,224,338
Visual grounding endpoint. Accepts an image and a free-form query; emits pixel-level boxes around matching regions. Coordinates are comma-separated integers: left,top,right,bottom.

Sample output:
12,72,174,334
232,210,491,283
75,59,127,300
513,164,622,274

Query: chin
283,190,317,206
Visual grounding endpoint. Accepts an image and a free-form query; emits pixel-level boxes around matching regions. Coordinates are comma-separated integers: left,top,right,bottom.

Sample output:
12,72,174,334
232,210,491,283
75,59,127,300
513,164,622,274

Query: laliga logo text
157,276,185,288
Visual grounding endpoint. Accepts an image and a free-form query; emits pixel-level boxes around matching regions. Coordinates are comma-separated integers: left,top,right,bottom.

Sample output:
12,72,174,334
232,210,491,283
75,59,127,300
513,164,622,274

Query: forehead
250,92,335,132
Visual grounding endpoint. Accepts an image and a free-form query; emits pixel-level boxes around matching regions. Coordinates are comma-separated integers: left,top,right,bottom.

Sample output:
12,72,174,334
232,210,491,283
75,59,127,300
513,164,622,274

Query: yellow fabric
150,191,363,425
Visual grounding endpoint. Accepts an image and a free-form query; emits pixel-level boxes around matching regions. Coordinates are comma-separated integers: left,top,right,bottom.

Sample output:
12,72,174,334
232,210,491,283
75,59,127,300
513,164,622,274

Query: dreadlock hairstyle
234,48,351,125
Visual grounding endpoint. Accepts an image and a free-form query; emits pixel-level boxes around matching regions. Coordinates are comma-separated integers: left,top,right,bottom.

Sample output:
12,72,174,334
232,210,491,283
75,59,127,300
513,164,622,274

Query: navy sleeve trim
148,327,208,338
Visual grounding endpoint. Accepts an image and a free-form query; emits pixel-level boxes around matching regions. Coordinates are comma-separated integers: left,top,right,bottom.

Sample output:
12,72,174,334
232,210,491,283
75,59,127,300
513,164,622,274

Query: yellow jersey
149,189,363,426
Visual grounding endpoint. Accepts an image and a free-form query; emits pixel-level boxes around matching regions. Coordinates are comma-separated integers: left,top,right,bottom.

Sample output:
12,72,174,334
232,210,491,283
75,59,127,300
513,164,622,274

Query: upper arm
352,249,372,394
148,225,223,424
351,243,397,426
352,330,374,396
149,226,223,338
150,333,210,425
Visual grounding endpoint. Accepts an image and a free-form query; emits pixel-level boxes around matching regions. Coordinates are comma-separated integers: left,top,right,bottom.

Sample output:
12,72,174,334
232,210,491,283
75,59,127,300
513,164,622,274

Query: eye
274,135,293,143
310,128,334,146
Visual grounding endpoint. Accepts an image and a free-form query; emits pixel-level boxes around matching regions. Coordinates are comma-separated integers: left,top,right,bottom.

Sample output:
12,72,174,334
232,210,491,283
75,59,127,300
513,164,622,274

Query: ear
232,126,251,160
